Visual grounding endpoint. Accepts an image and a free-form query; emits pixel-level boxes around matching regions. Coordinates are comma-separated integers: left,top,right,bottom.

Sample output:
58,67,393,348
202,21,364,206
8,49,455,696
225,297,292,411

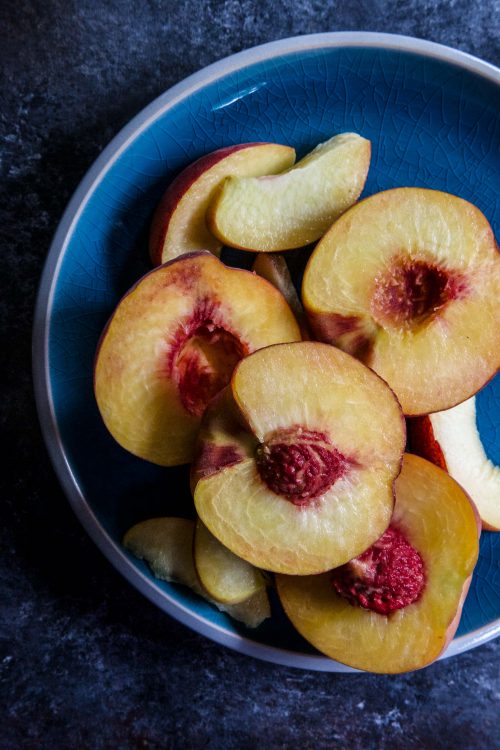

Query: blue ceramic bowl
33,33,500,671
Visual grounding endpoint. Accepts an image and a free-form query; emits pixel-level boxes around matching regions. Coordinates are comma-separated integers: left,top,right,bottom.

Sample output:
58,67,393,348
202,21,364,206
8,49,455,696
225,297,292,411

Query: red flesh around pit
255,427,349,505
331,526,425,614
371,260,467,328
167,300,248,417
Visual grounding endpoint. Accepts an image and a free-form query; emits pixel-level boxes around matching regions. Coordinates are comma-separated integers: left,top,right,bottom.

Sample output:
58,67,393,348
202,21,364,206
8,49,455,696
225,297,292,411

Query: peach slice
149,143,296,265
303,188,500,415
409,396,500,531
194,520,266,604
223,588,271,629
124,517,200,590
94,252,301,466
276,453,481,674
252,253,310,338
207,133,371,251
192,341,405,575
123,517,271,628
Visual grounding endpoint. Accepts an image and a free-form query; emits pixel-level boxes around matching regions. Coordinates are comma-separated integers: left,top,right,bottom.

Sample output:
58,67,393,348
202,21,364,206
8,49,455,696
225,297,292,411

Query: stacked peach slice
92,133,499,672
149,143,297,264
95,132,371,466
124,517,270,627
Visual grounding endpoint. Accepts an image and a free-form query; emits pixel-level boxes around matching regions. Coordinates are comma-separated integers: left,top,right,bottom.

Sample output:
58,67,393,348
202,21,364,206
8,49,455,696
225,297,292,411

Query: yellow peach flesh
195,458,398,574
276,454,481,673
303,188,500,415
124,516,270,628
193,342,405,574
150,143,296,264
194,520,266,604
207,133,371,251
222,588,271,628
124,517,202,591
231,342,404,456
94,253,301,466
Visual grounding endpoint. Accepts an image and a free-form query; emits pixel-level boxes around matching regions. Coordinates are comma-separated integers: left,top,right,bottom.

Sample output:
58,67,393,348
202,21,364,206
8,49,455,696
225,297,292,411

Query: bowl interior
45,42,500,661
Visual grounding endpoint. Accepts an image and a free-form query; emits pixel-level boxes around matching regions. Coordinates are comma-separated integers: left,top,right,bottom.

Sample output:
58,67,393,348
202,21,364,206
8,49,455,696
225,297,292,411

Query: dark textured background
2,2,499,748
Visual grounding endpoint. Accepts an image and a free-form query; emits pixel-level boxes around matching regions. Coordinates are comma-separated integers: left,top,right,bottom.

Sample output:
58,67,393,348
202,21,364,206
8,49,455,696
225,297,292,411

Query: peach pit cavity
169,301,247,417
371,259,466,328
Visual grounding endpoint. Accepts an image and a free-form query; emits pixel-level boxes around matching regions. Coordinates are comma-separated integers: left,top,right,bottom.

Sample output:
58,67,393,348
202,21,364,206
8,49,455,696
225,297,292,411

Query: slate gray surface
1,1,499,748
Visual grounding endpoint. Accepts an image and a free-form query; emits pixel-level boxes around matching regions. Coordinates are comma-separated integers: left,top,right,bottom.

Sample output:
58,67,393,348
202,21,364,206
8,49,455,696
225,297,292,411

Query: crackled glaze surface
43,41,500,650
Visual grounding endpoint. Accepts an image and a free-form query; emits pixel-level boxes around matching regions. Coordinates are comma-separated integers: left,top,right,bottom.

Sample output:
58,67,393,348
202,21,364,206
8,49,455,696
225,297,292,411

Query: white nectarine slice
193,342,405,575
207,133,371,251
409,396,500,531
303,188,500,415
194,520,266,604
276,454,481,673
252,253,310,338
124,517,271,628
94,252,301,466
150,143,296,265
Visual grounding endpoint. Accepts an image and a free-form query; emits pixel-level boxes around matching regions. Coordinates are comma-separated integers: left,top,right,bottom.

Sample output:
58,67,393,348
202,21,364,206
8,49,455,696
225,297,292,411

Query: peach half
276,454,481,673
192,341,405,575
207,133,371,251
303,188,500,415
409,396,500,531
124,517,271,628
94,252,301,466
149,143,296,265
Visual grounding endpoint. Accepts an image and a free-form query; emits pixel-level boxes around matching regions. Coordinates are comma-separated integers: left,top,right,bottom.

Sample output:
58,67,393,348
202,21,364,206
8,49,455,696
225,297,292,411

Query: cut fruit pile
124,518,270,627
192,342,405,575
93,133,499,673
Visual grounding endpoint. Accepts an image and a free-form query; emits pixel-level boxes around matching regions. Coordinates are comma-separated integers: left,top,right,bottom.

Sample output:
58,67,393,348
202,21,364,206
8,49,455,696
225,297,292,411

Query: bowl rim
33,31,500,672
